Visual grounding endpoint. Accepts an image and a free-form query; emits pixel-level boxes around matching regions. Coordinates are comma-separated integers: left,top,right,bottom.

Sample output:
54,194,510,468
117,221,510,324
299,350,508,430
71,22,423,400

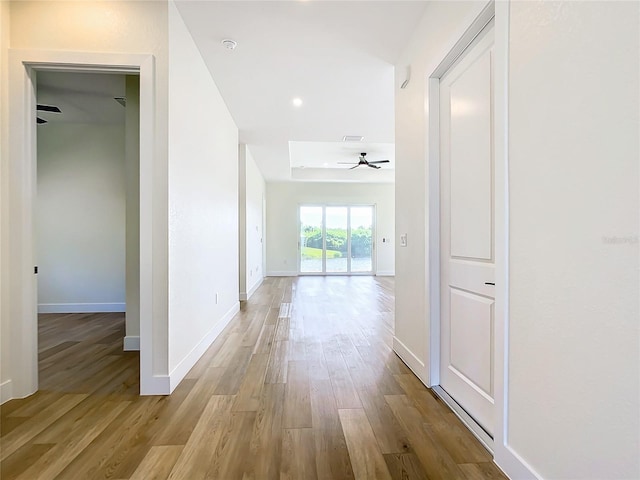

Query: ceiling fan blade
367,164,381,169
349,165,360,170
368,160,390,164
37,104,61,113
37,117,47,124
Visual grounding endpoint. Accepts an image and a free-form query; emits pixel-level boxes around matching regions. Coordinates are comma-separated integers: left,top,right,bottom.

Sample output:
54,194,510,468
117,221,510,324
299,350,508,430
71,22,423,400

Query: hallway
1,277,505,479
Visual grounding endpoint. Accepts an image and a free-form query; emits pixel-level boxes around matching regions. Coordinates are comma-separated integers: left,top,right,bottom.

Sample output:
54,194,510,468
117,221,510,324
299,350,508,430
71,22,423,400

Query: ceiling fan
338,152,390,170
37,104,62,125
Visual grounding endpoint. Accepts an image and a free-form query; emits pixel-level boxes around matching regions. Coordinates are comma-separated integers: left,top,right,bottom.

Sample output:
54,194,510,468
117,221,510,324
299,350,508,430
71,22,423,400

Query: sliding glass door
350,206,374,273
299,205,375,275
300,206,323,273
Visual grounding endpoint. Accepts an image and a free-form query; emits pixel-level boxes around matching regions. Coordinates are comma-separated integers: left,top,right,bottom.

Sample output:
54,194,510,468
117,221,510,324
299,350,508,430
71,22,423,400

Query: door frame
4,49,155,399
425,1,532,477
298,204,377,276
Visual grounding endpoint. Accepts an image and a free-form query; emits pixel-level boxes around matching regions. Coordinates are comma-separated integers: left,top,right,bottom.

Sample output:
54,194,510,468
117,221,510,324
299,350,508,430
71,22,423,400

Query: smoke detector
221,39,237,50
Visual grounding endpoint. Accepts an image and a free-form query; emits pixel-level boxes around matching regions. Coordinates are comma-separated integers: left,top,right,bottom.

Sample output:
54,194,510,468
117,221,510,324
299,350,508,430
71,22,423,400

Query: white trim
141,374,171,396
38,303,126,314
167,301,240,393
123,336,140,351
266,271,298,277
500,445,543,480
375,271,395,277
0,380,13,405
492,3,537,478
392,336,429,386
5,49,156,399
240,276,264,301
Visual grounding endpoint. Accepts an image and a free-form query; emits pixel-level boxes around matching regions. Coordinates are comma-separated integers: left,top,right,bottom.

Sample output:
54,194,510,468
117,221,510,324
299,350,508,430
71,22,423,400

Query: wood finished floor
1,276,507,480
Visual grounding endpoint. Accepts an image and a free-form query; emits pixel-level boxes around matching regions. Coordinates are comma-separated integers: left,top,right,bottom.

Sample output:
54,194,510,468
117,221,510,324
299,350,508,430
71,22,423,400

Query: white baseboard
0,379,13,405
495,444,541,480
240,276,264,301
392,336,430,386
168,301,240,393
376,271,395,277
38,303,126,314
123,336,140,351
266,271,298,277
140,374,171,396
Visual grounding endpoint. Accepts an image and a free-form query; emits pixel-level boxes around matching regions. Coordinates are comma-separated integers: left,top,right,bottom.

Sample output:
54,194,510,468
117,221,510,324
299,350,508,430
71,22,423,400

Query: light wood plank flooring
1,276,507,480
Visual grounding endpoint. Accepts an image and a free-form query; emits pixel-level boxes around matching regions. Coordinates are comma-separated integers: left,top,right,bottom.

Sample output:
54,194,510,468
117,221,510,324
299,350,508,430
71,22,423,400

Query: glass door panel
350,206,373,273
300,206,323,273
325,207,348,273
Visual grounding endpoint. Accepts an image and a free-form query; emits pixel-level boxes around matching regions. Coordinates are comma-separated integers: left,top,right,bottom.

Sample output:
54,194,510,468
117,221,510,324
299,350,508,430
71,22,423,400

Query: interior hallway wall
507,2,639,478
125,75,141,347
167,1,240,386
394,0,484,385
0,0,11,403
239,144,266,300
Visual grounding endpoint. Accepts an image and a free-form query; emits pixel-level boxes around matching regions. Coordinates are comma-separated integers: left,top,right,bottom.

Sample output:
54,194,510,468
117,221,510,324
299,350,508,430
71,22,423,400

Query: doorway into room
298,205,375,275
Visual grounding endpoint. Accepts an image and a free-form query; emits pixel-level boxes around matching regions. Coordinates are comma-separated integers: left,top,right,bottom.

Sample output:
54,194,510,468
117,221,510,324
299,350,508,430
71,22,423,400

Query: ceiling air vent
342,136,364,142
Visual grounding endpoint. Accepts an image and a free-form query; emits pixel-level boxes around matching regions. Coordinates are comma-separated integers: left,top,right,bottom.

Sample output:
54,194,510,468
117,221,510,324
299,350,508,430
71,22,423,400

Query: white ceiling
175,0,428,182
37,71,127,125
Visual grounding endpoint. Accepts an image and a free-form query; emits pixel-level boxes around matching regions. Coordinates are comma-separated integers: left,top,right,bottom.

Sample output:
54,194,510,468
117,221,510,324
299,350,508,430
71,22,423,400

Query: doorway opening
35,71,140,393
5,49,156,399
299,205,375,275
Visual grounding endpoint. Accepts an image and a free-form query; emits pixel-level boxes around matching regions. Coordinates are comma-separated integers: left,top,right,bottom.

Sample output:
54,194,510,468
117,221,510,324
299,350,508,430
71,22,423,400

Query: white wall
507,2,639,478
37,122,126,312
395,1,640,478
167,1,239,387
266,182,395,276
125,75,140,345
239,144,266,300
0,0,11,403
394,0,484,384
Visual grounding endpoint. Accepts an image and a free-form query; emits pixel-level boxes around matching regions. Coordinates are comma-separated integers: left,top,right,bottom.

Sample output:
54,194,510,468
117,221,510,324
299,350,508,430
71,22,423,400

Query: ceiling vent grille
342,135,364,142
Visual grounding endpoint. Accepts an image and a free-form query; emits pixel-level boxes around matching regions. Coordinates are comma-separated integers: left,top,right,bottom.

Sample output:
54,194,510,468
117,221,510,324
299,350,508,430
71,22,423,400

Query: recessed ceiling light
342,135,364,142
221,39,237,50
292,97,303,107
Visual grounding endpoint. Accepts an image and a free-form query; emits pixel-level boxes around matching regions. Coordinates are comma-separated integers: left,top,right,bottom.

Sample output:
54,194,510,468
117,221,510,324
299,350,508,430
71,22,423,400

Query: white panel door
440,20,495,436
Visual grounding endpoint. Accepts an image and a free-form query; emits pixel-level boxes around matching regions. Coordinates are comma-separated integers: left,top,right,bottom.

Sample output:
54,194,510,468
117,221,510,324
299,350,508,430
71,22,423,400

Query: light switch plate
400,234,407,247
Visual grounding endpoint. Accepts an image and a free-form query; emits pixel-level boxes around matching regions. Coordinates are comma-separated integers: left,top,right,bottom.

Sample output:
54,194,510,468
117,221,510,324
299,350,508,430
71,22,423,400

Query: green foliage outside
301,226,372,258
301,246,341,259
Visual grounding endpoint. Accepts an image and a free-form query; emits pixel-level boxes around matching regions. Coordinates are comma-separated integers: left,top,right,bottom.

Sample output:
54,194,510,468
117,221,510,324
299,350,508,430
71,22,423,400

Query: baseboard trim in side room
38,303,126,313
375,271,395,276
266,271,298,277
123,336,140,351
0,379,13,405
